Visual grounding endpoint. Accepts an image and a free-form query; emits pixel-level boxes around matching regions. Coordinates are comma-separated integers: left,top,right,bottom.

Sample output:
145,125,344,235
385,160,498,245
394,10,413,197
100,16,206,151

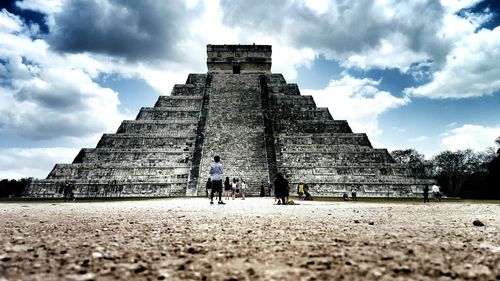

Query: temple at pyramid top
207,44,272,74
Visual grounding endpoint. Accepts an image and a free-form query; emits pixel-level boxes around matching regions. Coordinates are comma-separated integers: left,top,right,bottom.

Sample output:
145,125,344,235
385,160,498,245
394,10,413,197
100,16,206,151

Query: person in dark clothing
423,185,430,203
260,182,265,197
63,182,70,202
351,185,357,202
274,173,289,205
205,178,212,199
303,183,312,201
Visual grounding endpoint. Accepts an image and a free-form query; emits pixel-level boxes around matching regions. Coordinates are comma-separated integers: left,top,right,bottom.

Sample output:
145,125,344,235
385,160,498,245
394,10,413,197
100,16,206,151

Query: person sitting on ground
343,192,349,201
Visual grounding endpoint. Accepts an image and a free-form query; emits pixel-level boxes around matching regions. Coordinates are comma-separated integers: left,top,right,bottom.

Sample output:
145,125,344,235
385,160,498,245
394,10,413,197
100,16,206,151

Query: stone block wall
263,73,432,197
25,74,208,198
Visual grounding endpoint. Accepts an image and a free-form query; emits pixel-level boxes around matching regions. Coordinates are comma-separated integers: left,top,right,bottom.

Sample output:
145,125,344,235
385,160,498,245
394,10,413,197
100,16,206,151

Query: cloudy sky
1,0,499,179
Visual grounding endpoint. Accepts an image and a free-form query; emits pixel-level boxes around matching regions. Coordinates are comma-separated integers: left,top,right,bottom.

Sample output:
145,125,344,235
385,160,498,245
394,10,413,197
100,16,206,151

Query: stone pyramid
25,44,431,198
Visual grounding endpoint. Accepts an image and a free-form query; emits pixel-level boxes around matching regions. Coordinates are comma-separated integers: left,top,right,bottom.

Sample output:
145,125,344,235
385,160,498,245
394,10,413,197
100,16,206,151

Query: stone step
116,120,198,134
73,148,193,164
279,165,409,177
275,133,371,146
136,107,200,120
273,120,353,133
278,147,392,157
186,74,207,86
268,83,300,95
270,95,317,108
26,180,187,198
170,84,205,96
272,107,332,120
96,134,195,149
48,163,191,179
154,95,202,107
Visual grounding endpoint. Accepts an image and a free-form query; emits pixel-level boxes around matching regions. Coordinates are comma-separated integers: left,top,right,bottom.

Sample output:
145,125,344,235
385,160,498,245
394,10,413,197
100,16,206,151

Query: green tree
390,149,430,177
432,149,486,197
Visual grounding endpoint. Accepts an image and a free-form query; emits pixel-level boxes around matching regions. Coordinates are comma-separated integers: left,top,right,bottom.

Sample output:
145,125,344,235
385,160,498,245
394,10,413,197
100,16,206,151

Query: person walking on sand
209,156,225,205
274,173,289,205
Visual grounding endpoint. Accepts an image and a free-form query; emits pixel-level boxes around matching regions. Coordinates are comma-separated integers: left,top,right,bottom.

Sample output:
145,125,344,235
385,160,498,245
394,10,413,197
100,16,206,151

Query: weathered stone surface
24,45,432,198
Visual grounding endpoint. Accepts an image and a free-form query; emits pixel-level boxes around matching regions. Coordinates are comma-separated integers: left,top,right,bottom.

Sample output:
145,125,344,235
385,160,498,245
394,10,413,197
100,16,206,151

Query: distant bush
0,178,32,198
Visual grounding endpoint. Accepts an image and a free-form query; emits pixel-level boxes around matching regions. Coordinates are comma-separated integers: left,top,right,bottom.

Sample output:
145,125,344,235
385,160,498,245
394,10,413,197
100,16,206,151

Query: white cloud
0,9,23,33
343,33,429,71
406,27,500,99
0,10,129,142
15,0,63,14
0,147,79,179
409,136,429,142
441,124,500,151
303,74,408,137
220,0,453,70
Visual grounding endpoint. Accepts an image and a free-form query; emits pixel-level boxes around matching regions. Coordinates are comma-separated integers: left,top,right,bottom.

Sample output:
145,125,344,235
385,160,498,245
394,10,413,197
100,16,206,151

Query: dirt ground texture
0,198,499,281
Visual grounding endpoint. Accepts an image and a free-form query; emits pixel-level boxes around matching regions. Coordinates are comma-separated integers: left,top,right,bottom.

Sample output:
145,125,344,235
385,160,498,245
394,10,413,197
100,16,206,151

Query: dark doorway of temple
233,64,240,74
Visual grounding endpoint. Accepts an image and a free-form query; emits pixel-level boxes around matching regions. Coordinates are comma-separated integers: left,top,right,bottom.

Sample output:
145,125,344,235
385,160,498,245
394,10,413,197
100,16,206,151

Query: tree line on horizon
1,137,499,199
390,136,500,199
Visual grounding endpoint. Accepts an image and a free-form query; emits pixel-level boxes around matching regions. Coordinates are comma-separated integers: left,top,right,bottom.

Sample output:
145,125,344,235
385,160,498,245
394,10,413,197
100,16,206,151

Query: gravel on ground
1,198,499,280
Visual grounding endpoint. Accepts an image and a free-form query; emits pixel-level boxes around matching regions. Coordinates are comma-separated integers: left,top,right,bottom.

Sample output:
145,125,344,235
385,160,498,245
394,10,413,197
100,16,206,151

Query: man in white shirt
209,156,225,205
431,184,441,202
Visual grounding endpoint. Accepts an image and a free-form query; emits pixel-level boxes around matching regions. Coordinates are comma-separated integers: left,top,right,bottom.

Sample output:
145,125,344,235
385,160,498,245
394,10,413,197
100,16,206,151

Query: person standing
224,177,231,200
205,178,212,199
297,183,304,200
351,185,357,202
209,156,225,205
231,178,237,200
260,182,265,197
303,183,312,201
274,173,289,205
63,182,70,202
240,179,246,200
69,183,77,201
423,185,430,203
431,184,441,202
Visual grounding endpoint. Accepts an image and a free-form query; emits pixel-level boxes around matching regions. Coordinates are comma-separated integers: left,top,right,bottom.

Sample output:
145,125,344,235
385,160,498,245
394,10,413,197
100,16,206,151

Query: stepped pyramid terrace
24,44,432,198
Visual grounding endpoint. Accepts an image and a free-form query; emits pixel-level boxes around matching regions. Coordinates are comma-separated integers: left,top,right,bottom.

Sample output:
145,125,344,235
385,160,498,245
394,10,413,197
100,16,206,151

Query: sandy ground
0,197,499,281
